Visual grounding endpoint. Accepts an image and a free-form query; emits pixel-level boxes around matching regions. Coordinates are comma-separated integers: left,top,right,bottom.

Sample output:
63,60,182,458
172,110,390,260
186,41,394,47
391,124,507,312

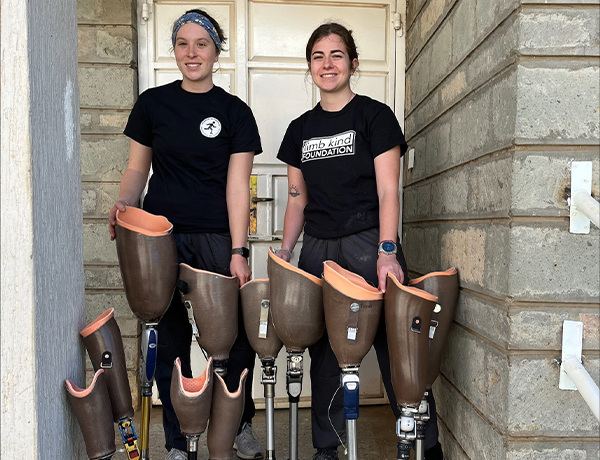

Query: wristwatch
231,247,250,259
378,240,397,255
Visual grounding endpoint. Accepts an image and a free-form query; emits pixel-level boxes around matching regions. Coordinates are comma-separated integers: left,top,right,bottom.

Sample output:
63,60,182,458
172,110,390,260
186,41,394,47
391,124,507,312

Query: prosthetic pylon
384,274,437,460
80,308,140,459
409,268,459,460
177,264,239,377
268,249,324,460
65,369,116,460
115,206,179,459
240,278,283,460
171,357,214,460
322,261,383,460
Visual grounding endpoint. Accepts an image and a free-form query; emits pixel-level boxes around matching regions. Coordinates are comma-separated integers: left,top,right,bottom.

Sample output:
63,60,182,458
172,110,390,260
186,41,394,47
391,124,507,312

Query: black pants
299,228,440,450
154,233,256,452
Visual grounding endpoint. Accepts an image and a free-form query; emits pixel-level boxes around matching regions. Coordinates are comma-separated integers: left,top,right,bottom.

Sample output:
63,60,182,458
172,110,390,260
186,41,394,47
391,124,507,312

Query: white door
137,0,405,407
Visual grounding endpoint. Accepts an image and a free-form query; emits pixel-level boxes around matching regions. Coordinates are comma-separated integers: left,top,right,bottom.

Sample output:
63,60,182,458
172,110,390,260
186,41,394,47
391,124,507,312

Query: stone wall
77,0,140,402
403,0,600,457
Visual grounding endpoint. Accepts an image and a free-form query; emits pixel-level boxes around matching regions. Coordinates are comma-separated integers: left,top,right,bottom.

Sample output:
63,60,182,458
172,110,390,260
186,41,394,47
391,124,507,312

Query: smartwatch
231,247,250,259
378,240,397,255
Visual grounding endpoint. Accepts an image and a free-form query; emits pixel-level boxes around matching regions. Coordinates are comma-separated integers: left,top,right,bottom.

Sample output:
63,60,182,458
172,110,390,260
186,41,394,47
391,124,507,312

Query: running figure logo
200,117,222,138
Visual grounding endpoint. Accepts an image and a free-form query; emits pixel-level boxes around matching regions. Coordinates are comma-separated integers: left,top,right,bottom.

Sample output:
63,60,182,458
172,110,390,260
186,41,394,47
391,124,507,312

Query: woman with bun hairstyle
108,9,263,460
275,22,445,460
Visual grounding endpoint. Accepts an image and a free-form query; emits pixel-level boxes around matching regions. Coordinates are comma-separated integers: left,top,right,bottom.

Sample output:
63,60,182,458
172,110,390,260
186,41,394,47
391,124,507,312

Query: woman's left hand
377,254,404,293
230,255,251,287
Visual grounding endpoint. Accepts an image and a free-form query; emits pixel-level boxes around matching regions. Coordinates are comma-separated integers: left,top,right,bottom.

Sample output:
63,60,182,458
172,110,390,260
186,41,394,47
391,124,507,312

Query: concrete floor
112,404,399,460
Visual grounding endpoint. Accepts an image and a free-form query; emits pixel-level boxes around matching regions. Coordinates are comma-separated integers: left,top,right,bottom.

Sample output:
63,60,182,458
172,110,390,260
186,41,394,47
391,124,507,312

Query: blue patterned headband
171,12,222,52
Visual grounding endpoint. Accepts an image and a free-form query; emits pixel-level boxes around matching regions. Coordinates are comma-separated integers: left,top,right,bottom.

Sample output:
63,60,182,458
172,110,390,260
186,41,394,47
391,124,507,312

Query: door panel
139,0,404,406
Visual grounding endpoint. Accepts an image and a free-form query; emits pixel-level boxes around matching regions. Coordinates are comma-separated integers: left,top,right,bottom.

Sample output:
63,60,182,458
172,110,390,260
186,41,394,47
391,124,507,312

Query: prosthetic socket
409,268,459,388
178,264,239,373
65,370,116,460
115,206,178,323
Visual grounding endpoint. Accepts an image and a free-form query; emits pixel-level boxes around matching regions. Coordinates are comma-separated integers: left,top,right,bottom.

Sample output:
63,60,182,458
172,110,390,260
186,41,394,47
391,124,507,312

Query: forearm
281,201,305,252
226,189,250,249
118,168,149,205
378,190,399,243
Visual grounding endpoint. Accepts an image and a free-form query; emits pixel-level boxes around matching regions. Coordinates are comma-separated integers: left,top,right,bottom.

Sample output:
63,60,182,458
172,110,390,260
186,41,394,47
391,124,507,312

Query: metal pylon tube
187,435,199,460
347,419,358,460
139,323,158,460
286,351,303,460
265,384,276,459
289,400,299,460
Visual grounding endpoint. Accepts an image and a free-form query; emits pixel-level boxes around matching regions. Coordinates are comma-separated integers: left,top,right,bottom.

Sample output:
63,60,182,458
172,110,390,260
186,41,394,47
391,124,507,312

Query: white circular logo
200,117,221,138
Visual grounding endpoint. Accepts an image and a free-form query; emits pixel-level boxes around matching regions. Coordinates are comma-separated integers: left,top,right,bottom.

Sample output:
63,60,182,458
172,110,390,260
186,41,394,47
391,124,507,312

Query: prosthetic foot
171,357,214,460
267,249,324,460
80,309,139,459
65,369,116,460
177,264,240,377
384,274,437,460
115,206,179,459
409,268,459,460
322,261,383,460
240,278,283,460
207,369,249,460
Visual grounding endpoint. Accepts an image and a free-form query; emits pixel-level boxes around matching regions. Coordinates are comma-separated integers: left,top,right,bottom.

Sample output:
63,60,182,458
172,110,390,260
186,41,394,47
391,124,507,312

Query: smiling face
308,34,358,95
174,22,219,92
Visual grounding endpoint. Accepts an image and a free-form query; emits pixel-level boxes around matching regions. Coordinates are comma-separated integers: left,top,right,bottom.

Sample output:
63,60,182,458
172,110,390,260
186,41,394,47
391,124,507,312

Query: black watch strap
231,247,250,259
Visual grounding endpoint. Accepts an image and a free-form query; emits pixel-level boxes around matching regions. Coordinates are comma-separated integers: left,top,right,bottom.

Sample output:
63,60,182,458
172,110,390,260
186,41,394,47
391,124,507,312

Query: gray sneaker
234,422,263,459
165,447,187,460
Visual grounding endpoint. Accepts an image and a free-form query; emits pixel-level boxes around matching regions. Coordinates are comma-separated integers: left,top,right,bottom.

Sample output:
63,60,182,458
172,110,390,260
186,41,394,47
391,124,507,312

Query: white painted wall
1,0,87,457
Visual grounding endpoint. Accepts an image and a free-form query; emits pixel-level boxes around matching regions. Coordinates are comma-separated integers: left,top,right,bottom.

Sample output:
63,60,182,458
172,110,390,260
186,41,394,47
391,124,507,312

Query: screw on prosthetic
396,406,418,460
261,358,278,460
287,351,304,460
139,322,158,460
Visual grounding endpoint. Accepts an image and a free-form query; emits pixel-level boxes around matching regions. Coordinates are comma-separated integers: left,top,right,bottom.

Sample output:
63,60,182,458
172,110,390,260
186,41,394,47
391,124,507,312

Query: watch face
381,241,396,253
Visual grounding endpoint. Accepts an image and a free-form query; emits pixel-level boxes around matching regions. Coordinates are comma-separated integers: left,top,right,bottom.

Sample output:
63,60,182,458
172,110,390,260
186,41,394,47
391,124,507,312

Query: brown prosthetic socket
384,274,437,408
240,279,283,360
409,268,459,388
267,249,324,351
80,308,134,422
207,369,249,460
322,261,383,368
66,370,116,460
170,357,214,436
115,207,178,322
178,263,239,362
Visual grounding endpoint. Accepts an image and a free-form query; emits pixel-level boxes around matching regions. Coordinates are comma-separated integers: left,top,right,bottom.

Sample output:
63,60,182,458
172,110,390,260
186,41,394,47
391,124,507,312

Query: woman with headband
108,9,263,460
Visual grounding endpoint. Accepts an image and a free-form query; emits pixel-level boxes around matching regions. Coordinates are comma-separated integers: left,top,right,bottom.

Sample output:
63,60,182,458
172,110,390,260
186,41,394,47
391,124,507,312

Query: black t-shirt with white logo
277,95,407,239
124,81,262,233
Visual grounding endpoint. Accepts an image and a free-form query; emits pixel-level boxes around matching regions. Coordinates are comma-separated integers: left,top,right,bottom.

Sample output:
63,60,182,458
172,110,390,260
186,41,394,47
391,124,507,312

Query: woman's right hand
273,247,292,262
108,200,129,241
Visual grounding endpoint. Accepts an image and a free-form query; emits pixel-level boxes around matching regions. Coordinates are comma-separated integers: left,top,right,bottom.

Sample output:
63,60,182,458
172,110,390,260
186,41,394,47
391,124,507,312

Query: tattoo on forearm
289,185,300,197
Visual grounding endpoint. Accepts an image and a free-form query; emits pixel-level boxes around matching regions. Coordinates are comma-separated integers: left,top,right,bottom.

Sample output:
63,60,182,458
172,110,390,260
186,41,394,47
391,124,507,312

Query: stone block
469,153,512,217
438,421,470,460
83,221,118,264
518,9,600,56
81,135,129,181
407,0,430,30
429,20,453,91
82,181,120,217
407,45,433,112
507,441,600,459
509,307,600,351
403,133,428,183
411,0,453,63
511,151,600,217
424,119,452,176
78,25,134,63
509,225,600,302
403,180,433,222
80,109,130,134
402,224,440,274
85,265,124,289
455,291,510,349
507,355,599,436
451,0,476,65
79,65,136,109
434,376,507,460
77,0,134,25
85,291,137,334
430,167,469,217
475,0,520,40
516,64,600,144
442,326,509,429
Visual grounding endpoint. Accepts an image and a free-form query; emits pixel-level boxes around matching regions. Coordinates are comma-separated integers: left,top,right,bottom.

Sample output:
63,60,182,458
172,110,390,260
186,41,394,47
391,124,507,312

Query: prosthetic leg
80,308,139,459
322,261,383,460
65,369,116,460
385,274,437,460
171,357,214,460
207,369,249,460
409,268,459,460
240,279,283,460
267,249,325,460
177,264,239,377
115,206,179,459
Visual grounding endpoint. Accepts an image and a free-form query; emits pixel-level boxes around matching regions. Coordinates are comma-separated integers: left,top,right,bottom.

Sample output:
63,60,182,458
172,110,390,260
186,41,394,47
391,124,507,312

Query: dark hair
183,9,228,48
305,22,359,64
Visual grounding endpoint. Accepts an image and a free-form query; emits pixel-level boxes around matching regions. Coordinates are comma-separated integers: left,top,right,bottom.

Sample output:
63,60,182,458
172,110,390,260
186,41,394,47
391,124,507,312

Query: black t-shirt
124,81,262,233
277,95,407,239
